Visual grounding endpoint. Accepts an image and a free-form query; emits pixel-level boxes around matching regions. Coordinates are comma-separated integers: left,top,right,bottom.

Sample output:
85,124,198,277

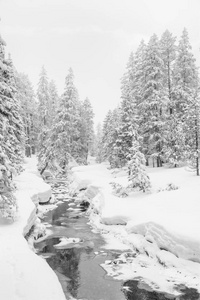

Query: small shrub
158,183,179,193
110,182,129,198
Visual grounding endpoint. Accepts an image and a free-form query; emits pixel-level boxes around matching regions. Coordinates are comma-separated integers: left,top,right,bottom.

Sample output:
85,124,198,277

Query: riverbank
71,161,200,296
0,156,66,300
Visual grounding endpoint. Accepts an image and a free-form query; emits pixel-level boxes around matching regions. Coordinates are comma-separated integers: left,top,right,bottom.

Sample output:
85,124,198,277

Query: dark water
34,181,200,300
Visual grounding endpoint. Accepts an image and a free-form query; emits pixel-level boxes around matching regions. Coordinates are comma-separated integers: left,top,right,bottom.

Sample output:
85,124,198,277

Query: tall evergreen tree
94,123,103,163
0,34,24,219
37,66,51,171
116,52,138,166
101,108,122,167
79,97,94,164
48,68,80,172
128,138,151,192
37,66,50,128
49,80,59,123
15,72,37,156
0,38,24,173
172,28,199,168
140,34,166,167
160,30,177,114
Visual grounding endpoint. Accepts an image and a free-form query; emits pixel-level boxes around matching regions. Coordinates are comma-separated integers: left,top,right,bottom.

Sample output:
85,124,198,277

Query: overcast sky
1,0,200,124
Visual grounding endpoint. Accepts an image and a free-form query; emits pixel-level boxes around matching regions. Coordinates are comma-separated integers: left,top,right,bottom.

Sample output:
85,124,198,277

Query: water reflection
35,181,200,300
47,248,81,298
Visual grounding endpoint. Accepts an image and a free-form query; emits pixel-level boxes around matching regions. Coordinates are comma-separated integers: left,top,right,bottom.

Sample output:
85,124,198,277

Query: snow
0,156,66,300
54,237,82,249
71,162,200,295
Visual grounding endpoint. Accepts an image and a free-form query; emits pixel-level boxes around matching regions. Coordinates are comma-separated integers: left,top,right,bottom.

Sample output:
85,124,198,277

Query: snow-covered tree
128,138,151,192
160,30,177,114
0,35,24,220
171,28,199,169
93,123,103,163
49,80,59,123
37,66,50,127
140,34,166,167
78,97,94,164
116,52,138,165
46,68,79,173
15,72,37,156
0,42,24,173
101,108,122,167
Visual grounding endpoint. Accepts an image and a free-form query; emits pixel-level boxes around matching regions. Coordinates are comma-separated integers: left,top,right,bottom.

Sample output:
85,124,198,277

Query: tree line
97,28,200,176
0,32,94,218
1,28,200,218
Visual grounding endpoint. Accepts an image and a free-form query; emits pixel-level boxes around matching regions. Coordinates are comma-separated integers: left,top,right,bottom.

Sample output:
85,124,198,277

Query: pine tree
49,80,59,123
140,34,166,167
48,68,80,172
37,66,50,127
94,123,103,163
134,40,146,108
160,30,177,113
116,52,138,166
15,72,37,156
0,34,24,220
37,66,52,172
101,108,122,167
128,138,151,192
159,30,179,166
172,28,199,168
78,97,94,164
0,41,24,172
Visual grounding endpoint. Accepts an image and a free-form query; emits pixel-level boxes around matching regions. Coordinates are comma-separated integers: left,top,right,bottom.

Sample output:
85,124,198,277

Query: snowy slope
71,163,200,295
0,156,66,300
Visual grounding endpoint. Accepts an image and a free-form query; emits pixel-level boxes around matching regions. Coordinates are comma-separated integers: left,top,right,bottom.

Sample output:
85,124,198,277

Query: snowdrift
0,156,65,300
71,163,200,295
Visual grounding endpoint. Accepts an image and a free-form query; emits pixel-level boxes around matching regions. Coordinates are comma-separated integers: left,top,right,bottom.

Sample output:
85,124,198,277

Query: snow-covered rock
70,162,200,295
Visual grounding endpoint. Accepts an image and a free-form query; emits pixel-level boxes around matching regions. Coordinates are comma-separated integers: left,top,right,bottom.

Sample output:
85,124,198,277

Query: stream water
34,180,200,300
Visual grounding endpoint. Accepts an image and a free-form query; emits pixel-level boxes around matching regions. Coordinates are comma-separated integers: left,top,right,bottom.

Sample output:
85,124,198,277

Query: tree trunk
40,162,48,176
146,158,149,166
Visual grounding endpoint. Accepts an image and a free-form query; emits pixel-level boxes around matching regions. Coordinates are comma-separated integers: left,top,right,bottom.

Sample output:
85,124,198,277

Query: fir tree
94,123,103,163
0,34,24,220
171,28,199,168
36,67,50,169
140,34,166,167
116,52,138,166
101,108,122,167
48,68,80,172
37,66,50,127
128,138,151,192
160,30,177,114
79,97,94,164
49,80,59,123
15,72,37,156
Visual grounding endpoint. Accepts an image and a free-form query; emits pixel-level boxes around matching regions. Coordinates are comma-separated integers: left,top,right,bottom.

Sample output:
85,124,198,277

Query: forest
0,28,200,218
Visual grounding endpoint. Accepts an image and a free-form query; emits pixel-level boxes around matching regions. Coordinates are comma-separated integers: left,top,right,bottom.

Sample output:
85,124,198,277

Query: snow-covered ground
71,161,200,296
0,156,66,300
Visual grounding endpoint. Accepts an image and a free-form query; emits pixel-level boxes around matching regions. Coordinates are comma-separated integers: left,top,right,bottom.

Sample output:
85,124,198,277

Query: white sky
1,0,200,124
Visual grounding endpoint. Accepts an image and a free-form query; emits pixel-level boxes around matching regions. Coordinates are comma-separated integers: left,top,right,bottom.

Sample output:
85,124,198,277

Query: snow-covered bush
128,140,151,193
0,161,18,221
158,183,179,192
110,182,129,198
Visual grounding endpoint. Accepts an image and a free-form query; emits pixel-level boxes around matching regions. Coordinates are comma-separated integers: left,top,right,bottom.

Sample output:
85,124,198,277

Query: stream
34,180,200,300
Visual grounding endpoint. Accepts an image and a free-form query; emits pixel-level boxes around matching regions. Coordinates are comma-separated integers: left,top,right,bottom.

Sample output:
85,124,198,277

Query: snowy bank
0,156,66,300
71,163,200,295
